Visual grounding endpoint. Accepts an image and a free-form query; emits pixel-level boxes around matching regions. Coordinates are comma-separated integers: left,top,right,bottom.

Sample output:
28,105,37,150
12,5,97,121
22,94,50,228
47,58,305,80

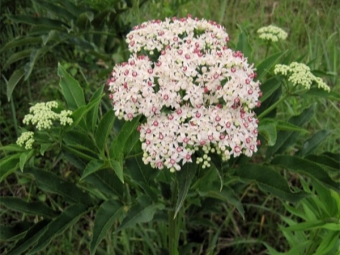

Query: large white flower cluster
108,16,261,171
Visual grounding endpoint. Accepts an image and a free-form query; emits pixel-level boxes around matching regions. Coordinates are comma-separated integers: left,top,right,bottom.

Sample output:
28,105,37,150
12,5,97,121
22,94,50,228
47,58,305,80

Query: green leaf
86,85,104,132
95,109,115,152
109,158,124,183
235,164,309,203
314,230,339,255
58,63,85,110
7,220,50,255
4,50,31,69
296,130,330,156
305,154,340,172
0,154,20,182
80,159,105,180
24,48,47,80
76,12,94,30
259,77,281,102
275,120,309,133
175,163,197,218
90,200,124,255
267,105,315,158
0,37,42,53
68,94,102,129
117,195,163,232
84,169,124,198
258,120,277,146
0,197,58,218
306,88,340,101
256,51,286,79
7,68,25,101
0,144,26,152
125,156,157,185
0,222,32,241
27,204,88,254
110,116,141,157
33,0,76,20
25,168,94,205
198,185,245,219
236,25,252,60
7,15,68,30
19,150,34,171
271,156,340,192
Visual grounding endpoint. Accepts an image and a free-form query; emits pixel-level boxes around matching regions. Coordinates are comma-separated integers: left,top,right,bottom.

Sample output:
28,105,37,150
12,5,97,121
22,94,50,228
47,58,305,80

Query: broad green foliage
1,2,340,253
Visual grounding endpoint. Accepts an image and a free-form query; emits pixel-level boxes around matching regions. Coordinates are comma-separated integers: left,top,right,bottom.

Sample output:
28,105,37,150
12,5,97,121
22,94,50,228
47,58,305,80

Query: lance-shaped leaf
267,105,315,158
175,163,197,218
0,154,20,182
4,50,31,68
58,63,85,110
7,220,50,255
0,222,32,241
0,197,58,218
7,15,68,30
116,195,163,232
6,68,25,101
271,155,340,192
256,51,286,79
110,116,141,157
25,167,94,206
296,130,330,156
306,88,340,101
258,119,277,146
27,203,88,254
86,85,104,132
109,158,124,183
235,164,309,203
33,0,76,20
90,200,124,255
305,154,339,172
80,159,105,180
0,37,42,53
198,184,245,219
95,109,115,152
84,169,124,198
259,77,281,102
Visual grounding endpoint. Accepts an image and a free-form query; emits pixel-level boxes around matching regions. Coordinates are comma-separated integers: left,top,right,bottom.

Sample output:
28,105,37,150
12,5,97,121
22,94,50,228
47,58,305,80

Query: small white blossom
108,16,261,171
274,62,330,91
16,131,34,150
257,25,288,42
23,101,73,130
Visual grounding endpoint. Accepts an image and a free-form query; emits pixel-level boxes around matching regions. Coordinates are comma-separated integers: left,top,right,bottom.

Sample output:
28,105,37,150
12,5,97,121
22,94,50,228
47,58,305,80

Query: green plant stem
10,95,19,137
264,41,271,58
168,178,179,255
258,94,289,119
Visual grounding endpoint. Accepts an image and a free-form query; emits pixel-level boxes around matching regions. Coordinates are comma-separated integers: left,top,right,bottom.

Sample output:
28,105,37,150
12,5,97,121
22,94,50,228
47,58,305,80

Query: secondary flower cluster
107,16,261,171
274,62,330,91
17,101,73,149
257,25,287,42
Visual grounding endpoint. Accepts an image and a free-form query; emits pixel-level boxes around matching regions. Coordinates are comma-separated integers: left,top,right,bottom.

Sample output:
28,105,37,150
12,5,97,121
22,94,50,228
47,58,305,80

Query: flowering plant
107,16,261,172
1,16,339,255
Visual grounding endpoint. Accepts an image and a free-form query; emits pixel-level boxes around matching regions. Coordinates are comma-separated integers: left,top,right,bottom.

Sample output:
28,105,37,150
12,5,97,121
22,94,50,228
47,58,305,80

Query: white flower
108,15,261,171
257,25,288,42
274,62,330,91
16,131,34,150
23,101,73,130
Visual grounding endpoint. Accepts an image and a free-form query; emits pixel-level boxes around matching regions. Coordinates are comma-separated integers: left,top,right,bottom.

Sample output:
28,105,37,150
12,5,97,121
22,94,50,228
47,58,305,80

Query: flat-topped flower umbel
107,16,261,172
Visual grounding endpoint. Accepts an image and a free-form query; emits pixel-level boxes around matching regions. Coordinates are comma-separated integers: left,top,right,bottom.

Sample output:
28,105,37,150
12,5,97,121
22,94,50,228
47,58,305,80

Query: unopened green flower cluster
17,101,73,149
274,62,330,91
257,25,288,42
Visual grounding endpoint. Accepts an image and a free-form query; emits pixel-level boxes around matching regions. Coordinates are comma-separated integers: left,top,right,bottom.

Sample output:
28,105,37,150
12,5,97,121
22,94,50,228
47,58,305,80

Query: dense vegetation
1,0,339,254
